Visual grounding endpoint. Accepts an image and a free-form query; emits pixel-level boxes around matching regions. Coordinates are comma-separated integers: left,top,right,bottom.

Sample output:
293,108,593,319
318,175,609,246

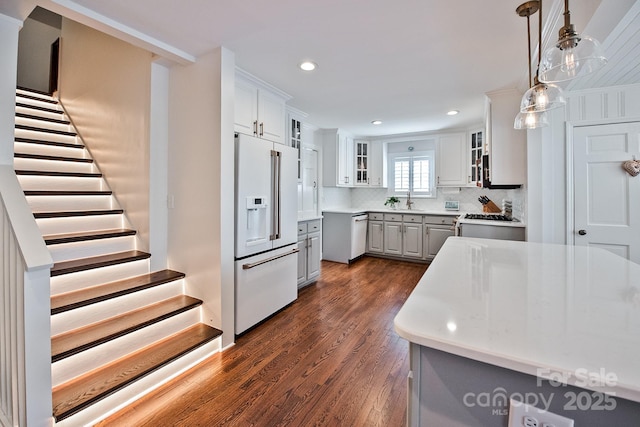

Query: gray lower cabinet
368,220,384,253
297,219,321,288
366,212,457,261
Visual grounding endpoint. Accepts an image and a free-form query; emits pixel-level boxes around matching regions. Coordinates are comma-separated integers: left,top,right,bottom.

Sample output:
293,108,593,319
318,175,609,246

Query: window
388,151,435,197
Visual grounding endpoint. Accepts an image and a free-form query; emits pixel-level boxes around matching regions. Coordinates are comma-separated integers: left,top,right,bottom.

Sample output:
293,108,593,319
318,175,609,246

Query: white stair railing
0,165,54,427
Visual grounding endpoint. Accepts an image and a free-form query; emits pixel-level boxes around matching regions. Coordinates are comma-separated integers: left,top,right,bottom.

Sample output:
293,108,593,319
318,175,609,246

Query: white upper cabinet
322,129,354,187
234,70,289,145
436,133,467,186
485,89,526,185
354,140,387,188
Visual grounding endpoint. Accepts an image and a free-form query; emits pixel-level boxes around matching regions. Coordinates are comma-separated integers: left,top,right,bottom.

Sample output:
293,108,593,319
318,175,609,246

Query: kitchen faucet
406,191,414,210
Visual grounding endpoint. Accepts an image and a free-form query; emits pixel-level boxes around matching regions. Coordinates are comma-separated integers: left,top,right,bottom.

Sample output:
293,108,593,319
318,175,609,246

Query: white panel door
573,123,640,263
300,148,318,217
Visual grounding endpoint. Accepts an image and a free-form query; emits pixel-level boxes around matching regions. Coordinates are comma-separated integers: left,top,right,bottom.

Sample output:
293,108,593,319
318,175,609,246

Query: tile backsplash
323,186,525,221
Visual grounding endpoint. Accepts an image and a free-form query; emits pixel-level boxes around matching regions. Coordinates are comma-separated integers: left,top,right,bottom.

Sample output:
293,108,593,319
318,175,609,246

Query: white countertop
394,237,640,402
321,208,368,214
322,208,460,216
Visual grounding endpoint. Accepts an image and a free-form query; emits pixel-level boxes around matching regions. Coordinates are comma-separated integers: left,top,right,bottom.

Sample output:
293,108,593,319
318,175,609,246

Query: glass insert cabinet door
355,141,369,185
290,118,302,181
470,130,483,187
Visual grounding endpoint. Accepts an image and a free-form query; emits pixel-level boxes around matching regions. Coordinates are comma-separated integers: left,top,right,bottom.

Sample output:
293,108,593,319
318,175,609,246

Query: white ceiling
4,0,638,136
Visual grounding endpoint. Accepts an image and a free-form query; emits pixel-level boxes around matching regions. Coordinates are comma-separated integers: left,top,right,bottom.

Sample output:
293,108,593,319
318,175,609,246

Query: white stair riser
52,338,221,427
51,259,150,294
16,89,57,101
14,128,77,144
26,194,114,211
14,157,96,174
36,214,126,235
15,105,66,120
15,98,61,113
51,308,201,387
17,175,105,191
15,116,72,133
48,235,137,263
14,141,87,158
51,280,184,336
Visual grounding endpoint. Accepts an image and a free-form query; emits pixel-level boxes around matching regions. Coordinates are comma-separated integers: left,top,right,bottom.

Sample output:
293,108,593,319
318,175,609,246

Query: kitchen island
394,237,640,426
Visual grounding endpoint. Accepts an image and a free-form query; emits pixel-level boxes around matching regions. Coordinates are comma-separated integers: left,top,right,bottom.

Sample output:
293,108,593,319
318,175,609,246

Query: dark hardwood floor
97,256,428,426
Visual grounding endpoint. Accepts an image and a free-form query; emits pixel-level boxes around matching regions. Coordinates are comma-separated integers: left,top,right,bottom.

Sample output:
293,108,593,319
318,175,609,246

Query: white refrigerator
235,133,298,334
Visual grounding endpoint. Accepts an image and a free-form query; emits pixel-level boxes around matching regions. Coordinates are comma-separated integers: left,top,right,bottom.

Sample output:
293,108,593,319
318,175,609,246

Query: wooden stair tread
15,124,77,137
14,152,92,163
51,270,186,314
51,295,203,362
15,170,102,178
15,137,83,149
51,250,150,277
16,112,70,125
52,323,222,421
44,228,136,245
16,101,63,115
34,209,123,219
24,190,112,196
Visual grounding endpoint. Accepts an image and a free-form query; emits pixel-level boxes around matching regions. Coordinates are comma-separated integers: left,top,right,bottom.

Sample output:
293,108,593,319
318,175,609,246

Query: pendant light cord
527,13,532,87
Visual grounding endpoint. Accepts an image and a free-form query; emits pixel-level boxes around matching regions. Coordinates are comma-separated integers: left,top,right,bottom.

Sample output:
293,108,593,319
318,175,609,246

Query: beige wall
58,18,152,249
0,14,20,164
167,47,235,345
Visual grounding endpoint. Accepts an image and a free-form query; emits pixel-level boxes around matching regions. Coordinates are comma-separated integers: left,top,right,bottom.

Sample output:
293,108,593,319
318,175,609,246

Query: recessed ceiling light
447,110,459,116
371,120,382,125
299,61,317,71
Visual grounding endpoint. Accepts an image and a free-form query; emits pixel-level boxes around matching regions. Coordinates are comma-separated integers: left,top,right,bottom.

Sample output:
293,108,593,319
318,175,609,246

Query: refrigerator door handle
270,150,282,240
242,248,299,269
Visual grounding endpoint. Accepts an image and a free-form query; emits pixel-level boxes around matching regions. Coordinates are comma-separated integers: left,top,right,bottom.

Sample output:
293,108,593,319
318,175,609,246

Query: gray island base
395,237,640,426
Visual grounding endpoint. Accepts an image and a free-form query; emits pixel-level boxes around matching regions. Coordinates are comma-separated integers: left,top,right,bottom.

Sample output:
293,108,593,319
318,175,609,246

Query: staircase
13,87,222,425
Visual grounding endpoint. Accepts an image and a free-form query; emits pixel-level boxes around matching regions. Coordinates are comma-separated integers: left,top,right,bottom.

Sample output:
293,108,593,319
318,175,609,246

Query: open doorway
17,7,61,94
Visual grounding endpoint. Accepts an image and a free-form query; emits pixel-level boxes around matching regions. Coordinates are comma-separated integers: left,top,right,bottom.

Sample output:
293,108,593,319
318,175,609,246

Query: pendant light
514,1,558,129
539,0,607,83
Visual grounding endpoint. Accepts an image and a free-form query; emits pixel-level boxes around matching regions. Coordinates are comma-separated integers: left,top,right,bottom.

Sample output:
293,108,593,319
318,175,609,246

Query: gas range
464,213,515,222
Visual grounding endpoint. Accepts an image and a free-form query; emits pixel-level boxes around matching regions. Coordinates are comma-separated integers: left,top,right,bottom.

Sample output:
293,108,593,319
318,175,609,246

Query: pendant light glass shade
514,110,549,129
538,0,607,83
539,33,607,83
520,79,566,112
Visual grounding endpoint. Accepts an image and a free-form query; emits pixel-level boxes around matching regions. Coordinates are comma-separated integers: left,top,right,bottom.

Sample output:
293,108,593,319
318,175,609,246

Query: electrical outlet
508,399,574,427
